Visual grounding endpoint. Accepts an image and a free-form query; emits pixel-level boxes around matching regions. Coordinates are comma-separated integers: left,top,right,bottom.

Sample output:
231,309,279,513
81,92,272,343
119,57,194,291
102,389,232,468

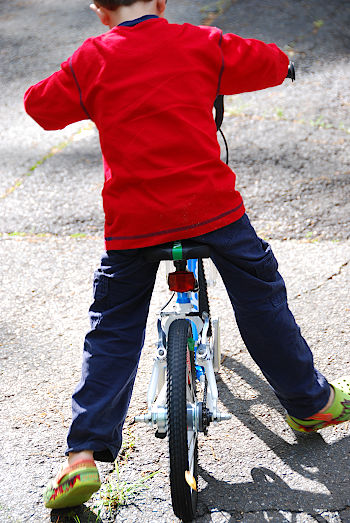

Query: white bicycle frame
135,258,229,435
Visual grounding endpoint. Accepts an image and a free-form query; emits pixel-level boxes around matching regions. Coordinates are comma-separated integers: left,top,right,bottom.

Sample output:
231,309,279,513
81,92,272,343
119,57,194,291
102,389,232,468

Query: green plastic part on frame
172,241,183,260
188,337,195,352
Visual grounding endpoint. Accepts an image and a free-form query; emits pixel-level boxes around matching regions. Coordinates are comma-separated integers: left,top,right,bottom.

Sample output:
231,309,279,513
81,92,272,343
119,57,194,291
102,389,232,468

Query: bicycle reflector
168,270,196,292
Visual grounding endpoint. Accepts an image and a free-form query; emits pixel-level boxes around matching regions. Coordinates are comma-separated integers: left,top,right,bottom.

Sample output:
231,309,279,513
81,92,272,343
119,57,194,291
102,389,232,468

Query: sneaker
286,376,350,433
43,459,101,509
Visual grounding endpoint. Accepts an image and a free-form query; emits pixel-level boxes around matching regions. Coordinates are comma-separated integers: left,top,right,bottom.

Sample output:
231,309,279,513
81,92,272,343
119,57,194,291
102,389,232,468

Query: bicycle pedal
155,430,167,439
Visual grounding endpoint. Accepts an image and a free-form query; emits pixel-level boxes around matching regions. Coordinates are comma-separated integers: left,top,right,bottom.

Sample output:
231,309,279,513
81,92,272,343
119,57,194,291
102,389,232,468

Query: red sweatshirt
24,16,289,249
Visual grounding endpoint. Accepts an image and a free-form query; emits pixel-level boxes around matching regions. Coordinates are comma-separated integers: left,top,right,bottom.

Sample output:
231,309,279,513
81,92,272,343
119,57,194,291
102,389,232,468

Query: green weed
338,122,350,134
276,108,284,119
92,462,158,518
119,428,136,463
224,97,251,117
310,115,332,129
7,231,27,237
304,231,320,243
70,233,87,239
5,232,53,238
313,19,324,30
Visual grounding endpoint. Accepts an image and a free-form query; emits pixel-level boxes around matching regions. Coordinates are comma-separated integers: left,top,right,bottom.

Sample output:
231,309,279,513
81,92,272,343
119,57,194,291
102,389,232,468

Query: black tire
167,319,198,522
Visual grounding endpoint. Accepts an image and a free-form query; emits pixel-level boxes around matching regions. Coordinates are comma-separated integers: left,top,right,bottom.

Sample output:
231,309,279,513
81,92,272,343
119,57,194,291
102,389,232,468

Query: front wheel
167,319,198,522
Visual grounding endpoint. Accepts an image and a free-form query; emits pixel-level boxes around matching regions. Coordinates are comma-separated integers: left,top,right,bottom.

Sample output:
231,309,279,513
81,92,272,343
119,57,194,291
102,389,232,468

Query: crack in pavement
201,0,232,25
223,106,350,135
0,122,95,200
237,507,349,520
292,258,350,300
0,232,99,239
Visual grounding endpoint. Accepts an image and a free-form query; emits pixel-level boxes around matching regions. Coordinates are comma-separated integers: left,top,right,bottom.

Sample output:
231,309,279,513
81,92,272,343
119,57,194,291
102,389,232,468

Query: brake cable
214,94,229,165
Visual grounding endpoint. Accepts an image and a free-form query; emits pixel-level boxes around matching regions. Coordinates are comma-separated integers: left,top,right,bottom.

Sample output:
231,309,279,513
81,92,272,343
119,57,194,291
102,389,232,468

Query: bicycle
134,62,296,522
135,242,227,521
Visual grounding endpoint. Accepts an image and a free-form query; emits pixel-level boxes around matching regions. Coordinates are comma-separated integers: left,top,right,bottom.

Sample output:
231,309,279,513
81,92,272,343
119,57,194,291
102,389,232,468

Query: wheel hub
198,401,212,435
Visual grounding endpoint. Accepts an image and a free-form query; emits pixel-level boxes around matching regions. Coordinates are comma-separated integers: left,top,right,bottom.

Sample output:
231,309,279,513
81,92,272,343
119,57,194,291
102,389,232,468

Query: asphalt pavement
0,1,349,522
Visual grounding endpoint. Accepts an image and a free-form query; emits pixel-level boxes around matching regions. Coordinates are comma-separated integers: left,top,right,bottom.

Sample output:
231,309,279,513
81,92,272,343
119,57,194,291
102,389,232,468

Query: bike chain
201,377,211,436
198,259,212,338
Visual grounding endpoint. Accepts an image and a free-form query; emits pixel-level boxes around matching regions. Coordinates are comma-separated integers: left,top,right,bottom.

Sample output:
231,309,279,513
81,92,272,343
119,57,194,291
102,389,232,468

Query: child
24,0,350,510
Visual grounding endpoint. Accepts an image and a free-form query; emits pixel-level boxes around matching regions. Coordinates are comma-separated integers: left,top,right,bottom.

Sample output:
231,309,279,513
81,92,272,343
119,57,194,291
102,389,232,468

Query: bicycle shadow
196,353,350,518
197,465,339,522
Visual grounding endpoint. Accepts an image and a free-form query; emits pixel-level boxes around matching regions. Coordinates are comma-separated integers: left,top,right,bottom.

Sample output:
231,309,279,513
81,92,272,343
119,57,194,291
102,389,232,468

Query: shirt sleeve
24,55,91,131
218,32,290,95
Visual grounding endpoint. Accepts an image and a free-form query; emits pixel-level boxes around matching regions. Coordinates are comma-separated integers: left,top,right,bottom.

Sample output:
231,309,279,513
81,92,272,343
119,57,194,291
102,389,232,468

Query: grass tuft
92,462,158,518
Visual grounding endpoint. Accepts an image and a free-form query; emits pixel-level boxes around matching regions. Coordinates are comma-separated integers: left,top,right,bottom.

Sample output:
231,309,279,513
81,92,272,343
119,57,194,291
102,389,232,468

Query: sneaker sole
286,375,350,433
45,470,101,509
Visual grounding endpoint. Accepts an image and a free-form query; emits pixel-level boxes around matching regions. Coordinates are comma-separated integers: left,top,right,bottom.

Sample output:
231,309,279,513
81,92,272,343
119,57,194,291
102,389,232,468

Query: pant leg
194,214,330,419
66,249,159,462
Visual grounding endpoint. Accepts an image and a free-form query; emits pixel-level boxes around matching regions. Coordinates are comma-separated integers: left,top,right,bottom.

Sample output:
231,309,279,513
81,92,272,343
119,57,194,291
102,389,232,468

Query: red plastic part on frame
168,271,196,292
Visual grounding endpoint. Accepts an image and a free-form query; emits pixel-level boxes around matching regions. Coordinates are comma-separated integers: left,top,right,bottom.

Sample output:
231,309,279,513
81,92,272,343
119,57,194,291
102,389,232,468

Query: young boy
24,0,350,510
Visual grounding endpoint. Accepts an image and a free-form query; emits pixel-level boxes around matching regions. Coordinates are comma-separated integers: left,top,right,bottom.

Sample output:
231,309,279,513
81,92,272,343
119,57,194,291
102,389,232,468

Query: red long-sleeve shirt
24,16,289,249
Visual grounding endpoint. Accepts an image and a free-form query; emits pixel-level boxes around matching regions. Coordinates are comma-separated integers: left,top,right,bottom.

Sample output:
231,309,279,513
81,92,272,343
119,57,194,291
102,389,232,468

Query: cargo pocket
90,270,109,329
254,240,279,282
255,239,286,307
93,270,109,302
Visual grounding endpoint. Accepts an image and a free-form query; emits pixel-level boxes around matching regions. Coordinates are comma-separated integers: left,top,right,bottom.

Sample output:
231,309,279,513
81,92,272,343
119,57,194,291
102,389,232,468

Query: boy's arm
24,56,91,130
218,33,289,95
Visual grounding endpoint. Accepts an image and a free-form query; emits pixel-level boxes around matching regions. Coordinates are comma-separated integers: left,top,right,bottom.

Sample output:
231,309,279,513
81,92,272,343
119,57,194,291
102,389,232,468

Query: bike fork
134,314,231,435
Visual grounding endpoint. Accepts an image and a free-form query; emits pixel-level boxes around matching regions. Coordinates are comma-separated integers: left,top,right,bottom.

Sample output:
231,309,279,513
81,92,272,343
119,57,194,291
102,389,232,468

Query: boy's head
94,0,153,9
91,0,166,27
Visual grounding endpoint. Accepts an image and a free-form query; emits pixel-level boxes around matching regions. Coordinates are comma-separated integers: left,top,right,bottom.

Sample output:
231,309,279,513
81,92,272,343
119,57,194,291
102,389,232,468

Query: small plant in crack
91,462,159,518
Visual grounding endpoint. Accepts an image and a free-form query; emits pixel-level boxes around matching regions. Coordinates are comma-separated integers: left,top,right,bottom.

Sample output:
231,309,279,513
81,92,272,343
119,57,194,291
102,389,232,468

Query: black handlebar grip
286,61,295,81
214,95,224,130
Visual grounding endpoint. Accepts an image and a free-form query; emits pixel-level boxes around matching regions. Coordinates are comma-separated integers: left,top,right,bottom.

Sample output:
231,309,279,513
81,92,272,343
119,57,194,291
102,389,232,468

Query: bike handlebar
215,61,295,132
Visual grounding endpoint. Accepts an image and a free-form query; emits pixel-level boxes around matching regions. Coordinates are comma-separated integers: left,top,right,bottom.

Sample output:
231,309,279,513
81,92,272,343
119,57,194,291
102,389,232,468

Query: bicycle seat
143,240,211,262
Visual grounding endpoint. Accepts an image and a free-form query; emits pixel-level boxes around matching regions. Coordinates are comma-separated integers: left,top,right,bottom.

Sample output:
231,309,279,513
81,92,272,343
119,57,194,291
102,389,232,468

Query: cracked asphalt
0,0,349,522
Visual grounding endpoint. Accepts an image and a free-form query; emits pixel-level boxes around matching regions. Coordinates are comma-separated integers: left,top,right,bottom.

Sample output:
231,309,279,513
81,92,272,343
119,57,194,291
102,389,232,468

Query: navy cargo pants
66,214,330,462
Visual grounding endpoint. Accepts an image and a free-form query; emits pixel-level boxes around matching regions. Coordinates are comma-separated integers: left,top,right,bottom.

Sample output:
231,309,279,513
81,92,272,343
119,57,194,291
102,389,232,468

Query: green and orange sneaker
44,459,101,509
286,376,350,433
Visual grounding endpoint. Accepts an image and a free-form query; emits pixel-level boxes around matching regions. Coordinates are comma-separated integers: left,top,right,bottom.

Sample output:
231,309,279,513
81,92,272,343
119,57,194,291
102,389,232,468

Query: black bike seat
143,240,211,262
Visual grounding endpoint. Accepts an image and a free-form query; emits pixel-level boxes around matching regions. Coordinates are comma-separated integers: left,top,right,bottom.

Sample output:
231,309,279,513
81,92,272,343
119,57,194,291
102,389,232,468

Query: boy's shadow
195,353,350,519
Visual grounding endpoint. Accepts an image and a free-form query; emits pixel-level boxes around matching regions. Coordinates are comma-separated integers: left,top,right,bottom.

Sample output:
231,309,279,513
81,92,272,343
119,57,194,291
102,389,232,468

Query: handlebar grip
214,95,224,130
214,95,229,164
286,61,295,81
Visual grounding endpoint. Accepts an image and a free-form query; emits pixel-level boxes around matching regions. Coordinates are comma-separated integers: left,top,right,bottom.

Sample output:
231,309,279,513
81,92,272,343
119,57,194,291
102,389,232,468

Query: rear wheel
167,319,198,522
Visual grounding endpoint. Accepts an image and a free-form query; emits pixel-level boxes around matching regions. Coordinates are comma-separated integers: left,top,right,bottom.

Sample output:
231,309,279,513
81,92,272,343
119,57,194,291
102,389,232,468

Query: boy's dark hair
95,0,153,9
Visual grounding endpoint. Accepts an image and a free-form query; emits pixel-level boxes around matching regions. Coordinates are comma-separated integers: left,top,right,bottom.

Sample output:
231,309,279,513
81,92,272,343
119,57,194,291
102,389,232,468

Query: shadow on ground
194,355,350,518
215,0,350,65
50,505,100,523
